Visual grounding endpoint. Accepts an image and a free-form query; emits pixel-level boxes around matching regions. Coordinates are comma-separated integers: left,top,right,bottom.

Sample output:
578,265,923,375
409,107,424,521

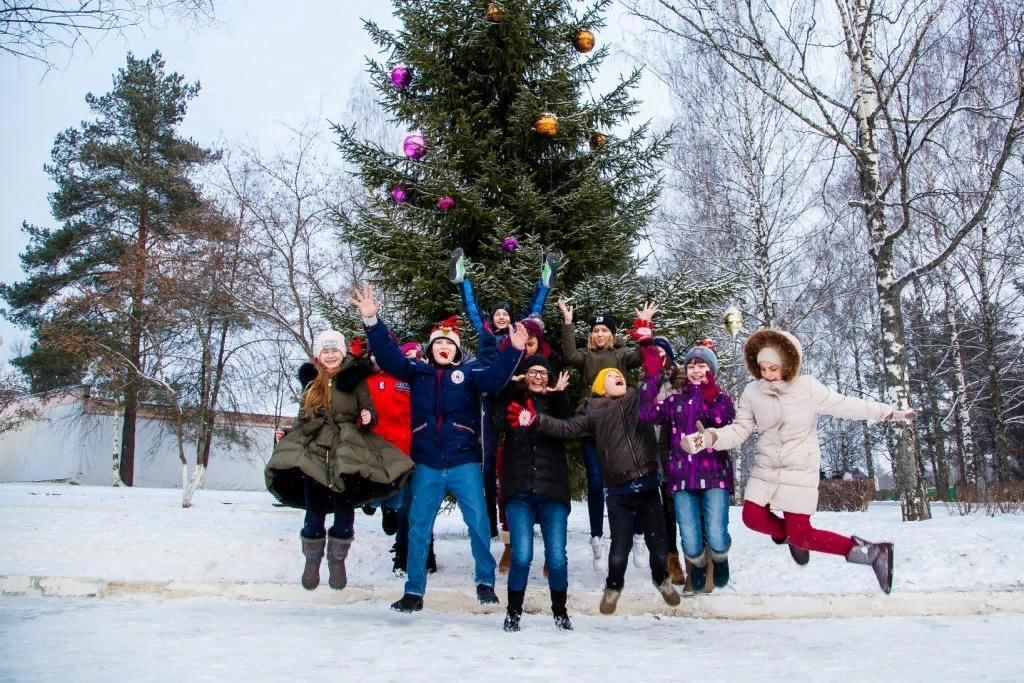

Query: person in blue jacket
351,284,528,613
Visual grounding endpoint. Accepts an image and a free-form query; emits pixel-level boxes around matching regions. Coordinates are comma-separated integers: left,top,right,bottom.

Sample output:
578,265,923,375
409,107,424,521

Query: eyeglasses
526,369,549,377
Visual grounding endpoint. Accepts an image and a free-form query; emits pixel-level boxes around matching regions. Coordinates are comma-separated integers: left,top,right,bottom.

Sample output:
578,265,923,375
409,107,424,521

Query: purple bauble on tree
390,64,413,90
403,134,428,160
437,196,455,212
390,185,409,203
501,236,519,253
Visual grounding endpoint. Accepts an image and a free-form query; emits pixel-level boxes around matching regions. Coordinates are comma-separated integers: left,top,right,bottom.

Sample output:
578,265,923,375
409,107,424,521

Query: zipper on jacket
435,369,443,454
618,401,642,476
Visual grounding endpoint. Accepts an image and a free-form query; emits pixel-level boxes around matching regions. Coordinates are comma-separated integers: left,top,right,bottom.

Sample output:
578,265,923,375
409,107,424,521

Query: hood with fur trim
297,356,373,392
743,329,803,382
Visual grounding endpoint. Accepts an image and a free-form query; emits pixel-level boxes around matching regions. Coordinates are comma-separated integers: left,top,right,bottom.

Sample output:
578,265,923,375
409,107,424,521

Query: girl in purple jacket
639,340,736,592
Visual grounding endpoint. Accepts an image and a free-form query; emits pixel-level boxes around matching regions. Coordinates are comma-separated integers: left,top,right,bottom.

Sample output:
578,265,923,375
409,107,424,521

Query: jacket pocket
452,422,476,435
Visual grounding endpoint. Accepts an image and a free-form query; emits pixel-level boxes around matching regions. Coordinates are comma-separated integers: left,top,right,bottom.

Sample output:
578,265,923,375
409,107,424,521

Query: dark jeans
302,477,355,540
662,484,679,555
504,492,569,593
581,438,604,537
605,488,669,591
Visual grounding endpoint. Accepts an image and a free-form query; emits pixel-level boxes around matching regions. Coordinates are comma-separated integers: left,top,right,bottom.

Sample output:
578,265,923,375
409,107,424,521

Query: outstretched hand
506,398,537,428
557,296,573,324
680,421,715,453
634,300,660,321
350,283,379,319
508,322,529,351
549,370,570,393
896,408,917,422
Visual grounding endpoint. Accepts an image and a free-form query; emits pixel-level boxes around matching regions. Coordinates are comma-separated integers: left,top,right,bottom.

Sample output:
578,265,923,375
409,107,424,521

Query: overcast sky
0,0,671,367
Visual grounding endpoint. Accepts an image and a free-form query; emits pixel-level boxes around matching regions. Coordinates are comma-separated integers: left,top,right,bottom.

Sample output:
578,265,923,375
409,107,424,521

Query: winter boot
391,540,407,576
657,576,682,606
599,587,621,615
632,534,649,569
361,504,377,516
447,247,466,284
541,251,561,289
391,593,424,613
667,553,686,586
300,535,325,590
326,536,352,590
498,531,512,574
504,589,525,632
381,506,399,536
551,590,573,631
685,556,707,594
711,551,730,589
773,535,809,565
476,583,500,605
427,537,438,574
846,536,894,594
589,536,605,573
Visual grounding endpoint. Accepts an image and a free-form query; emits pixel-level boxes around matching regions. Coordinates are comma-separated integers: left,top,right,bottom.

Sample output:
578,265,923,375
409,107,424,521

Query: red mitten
628,317,655,344
349,336,367,358
641,344,664,376
505,398,537,428
702,369,722,404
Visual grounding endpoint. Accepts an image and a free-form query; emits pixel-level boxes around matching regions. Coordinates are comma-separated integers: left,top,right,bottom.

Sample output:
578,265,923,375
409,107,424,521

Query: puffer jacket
495,389,572,506
265,356,414,508
534,387,658,489
560,323,642,387
639,376,736,493
705,329,899,514
365,317,522,469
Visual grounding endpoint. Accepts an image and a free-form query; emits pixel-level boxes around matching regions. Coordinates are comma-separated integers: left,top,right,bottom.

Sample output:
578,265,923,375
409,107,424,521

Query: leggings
741,500,854,556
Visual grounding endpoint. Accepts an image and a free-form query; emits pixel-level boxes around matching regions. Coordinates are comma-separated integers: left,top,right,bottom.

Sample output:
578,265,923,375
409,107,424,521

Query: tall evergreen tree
335,0,675,336
1,51,216,485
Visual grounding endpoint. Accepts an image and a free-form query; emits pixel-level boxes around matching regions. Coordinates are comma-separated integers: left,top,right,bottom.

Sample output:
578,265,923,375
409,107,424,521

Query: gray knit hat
683,344,719,376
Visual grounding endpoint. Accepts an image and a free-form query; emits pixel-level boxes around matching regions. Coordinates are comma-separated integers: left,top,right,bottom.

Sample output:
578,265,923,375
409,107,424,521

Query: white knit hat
757,346,783,367
427,316,463,363
313,330,346,358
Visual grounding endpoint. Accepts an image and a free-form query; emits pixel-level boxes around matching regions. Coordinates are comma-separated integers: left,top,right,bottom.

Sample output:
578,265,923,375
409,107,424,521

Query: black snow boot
550,590,573,631
381,506,399,536
504,589,525,632
711,554,730,589
477,583,500,605
846,536,894,594
391,541,407,576
300,535,325,590
326,536,352,590
426,537,438,574
685,557,707,594
773,535,810,565
391,593,424,613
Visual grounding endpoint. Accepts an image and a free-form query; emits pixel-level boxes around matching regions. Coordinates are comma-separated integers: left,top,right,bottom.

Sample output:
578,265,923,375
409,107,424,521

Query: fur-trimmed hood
743,329,803,381
297,356,373,393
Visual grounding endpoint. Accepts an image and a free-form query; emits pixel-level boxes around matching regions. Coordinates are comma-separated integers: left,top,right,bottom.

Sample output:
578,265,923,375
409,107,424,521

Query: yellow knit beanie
591,368,623,396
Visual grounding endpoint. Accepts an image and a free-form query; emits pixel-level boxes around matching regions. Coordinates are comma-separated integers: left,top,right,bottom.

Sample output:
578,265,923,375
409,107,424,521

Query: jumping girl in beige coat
681,329,916,593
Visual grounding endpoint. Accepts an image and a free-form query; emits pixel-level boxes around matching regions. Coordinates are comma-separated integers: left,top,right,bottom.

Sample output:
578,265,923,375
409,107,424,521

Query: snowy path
1,596,1019,682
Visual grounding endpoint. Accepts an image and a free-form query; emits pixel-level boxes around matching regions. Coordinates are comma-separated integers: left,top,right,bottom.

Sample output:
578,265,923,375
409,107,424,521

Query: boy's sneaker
476,584,500,605
631,533,648,569
391,593,423,613
447,247,466,283
599,588,621,615
541,251,560,289
589,536,605,573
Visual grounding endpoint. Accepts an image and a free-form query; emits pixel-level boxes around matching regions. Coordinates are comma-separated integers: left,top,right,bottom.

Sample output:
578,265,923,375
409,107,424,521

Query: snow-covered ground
1,482,1022,681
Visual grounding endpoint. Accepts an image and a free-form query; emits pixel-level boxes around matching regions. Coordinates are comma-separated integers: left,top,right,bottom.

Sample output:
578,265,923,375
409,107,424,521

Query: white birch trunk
944,271,978,490
111,404,123,487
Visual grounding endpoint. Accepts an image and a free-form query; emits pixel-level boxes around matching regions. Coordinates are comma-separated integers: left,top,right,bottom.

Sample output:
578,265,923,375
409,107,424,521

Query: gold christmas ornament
573,29,596,53
486,2,507,22
589,132,608,150
533,112,559,138
723,306,744,338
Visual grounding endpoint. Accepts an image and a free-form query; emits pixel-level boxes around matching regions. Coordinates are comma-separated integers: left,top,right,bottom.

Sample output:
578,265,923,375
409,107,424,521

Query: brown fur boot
498,530,512,574
667,553,686,586
300,535,325,590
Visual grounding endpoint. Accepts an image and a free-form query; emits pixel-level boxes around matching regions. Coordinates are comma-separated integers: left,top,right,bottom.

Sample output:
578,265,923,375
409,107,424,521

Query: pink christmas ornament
390,185,409,203
390,65,413,90
403,134,428,160
437,196,455,212
501,236,519,253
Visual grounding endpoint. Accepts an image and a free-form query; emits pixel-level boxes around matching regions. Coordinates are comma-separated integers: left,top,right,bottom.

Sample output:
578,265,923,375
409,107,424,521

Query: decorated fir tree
334,0,682,340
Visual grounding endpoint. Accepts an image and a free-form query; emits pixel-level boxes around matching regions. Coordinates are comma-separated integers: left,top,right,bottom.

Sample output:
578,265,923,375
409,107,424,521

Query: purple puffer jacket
639,375,736,493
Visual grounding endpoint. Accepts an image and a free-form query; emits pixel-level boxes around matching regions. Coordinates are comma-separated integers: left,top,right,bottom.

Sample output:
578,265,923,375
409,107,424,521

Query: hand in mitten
701,370,722,404
640,344,664,376
894,408,917,422
628,317,655,344
697,421,718,449
506,398,537,428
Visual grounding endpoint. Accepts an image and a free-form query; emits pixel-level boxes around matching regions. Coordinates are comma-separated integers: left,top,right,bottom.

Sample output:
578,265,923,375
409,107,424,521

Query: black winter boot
381,507,399,536
685,556,707,594
773,535,810,565
391,540,407,576
426,537,438,574
846,536,894,594
300,536,325,590
476,583,500,605
550,590,573,631
711,551,730,588
391,593,424,613
326,536,352,590
504,589,525,632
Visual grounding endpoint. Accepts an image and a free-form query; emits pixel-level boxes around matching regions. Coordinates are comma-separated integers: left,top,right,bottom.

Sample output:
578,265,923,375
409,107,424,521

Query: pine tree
0,51,216,485
334,0,672,337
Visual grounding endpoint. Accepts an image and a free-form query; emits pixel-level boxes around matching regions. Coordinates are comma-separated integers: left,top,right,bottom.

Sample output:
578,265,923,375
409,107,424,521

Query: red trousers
742,501,855,556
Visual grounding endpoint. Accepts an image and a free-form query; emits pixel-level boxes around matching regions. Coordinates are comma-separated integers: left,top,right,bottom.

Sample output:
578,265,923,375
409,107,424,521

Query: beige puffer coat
704,329,900,515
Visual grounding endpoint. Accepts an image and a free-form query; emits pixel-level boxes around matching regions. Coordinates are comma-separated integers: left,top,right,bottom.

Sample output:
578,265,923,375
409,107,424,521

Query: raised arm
471,322,526,395
557,296,584,368
352,284,417,382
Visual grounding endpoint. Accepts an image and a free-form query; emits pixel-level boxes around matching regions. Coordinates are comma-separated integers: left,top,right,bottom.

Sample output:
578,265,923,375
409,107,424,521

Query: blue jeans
404,462,496,597
504,492,569,593
673,488,732,561
581,438,604,537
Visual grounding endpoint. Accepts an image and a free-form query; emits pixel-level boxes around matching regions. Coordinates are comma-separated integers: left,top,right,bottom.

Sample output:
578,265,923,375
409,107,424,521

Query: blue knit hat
683,344,719,376
652,337,675,364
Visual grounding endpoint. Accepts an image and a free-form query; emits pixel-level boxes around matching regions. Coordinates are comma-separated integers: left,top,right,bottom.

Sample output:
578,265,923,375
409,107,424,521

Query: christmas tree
334,0,678,338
